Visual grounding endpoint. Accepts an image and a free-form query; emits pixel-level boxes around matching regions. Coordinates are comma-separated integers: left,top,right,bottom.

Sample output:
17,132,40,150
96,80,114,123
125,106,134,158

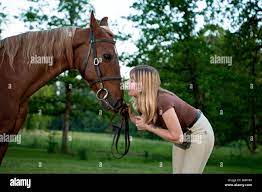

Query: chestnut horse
0,12,125,164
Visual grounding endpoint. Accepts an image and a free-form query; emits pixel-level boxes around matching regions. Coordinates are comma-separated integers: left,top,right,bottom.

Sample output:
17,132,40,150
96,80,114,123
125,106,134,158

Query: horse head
73,12,123,113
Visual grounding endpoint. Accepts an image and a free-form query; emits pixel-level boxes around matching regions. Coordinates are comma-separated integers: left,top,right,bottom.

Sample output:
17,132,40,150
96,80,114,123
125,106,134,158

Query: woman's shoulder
158,90,177,100
157,91,176,114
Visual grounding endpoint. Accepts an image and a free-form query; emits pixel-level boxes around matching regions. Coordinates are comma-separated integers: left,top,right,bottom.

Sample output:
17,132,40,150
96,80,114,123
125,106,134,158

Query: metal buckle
96,88,108,100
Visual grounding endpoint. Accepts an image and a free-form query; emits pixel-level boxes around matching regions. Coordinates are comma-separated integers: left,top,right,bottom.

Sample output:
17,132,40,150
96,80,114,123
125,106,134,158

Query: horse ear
99,17,108,26
90,11,99,30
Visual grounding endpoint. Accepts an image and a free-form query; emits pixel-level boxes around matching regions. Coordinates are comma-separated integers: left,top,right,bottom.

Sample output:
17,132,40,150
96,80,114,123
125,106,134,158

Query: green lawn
0,130,261,173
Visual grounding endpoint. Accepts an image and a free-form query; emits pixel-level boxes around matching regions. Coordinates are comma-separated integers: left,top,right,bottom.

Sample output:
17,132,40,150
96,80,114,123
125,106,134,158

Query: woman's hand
134,116,151,131
127,104,151,131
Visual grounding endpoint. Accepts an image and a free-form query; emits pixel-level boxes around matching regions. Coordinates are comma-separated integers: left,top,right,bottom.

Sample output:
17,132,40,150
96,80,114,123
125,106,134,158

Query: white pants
172,113,215,173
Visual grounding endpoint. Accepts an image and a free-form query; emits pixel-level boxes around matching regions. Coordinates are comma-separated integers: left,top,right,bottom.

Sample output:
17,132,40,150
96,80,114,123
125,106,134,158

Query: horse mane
0,27,77,70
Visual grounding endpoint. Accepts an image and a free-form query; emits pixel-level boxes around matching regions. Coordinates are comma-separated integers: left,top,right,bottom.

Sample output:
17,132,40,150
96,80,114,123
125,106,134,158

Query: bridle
82,27,122,112
82,26,130,158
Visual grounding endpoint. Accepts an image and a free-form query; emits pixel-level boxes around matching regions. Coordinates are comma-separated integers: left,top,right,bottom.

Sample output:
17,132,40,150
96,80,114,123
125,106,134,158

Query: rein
109,103,130,158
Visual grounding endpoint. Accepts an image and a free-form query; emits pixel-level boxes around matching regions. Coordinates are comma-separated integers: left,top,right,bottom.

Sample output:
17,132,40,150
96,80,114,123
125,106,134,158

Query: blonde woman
127,65,215,174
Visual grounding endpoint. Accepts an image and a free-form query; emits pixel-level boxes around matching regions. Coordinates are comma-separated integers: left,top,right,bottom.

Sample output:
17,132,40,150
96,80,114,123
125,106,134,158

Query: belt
188,110,202,128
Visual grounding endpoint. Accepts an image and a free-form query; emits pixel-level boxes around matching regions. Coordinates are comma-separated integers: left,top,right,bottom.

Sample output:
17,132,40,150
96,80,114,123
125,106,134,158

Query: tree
219,0,261,152
48,0,93,153
125,0,215,110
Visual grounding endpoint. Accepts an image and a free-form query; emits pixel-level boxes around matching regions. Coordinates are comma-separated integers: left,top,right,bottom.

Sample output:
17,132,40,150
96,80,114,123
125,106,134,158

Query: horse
0,12,126,164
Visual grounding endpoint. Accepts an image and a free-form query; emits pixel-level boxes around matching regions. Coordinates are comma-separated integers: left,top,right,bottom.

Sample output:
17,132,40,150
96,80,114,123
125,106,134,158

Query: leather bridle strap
82,28,121,90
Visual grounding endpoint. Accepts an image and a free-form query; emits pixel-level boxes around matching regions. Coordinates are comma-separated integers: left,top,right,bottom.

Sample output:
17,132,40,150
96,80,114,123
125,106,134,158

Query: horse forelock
0,27,76,70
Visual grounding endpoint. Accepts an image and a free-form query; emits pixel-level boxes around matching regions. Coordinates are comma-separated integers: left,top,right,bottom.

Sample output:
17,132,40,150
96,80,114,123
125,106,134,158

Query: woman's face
128,74,140,97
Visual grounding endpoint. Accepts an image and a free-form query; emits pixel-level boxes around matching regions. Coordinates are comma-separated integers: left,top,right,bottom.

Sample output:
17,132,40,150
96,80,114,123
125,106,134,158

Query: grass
1,147,172,173
0,129,262,173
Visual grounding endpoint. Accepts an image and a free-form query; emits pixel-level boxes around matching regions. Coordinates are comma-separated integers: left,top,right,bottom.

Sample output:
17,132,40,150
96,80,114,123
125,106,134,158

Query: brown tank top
155,91,198,132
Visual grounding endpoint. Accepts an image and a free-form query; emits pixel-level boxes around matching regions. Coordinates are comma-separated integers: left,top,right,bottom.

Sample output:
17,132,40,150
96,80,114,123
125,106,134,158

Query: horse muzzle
100,97,123,113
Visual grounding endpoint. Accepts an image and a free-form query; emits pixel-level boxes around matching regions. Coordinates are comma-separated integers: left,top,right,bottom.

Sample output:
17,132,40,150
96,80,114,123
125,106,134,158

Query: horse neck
20,56,72,103
20,27,90,102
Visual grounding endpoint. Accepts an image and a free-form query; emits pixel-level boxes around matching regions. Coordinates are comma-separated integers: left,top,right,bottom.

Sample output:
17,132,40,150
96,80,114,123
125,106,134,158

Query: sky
0,0,227,78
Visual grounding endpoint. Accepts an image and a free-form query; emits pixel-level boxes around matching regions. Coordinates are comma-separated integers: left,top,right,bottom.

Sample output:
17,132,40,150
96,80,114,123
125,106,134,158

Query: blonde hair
129,65,174,124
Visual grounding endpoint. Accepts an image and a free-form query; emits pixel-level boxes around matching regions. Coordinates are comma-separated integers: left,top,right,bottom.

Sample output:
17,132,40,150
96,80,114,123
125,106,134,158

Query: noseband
82,26,130,158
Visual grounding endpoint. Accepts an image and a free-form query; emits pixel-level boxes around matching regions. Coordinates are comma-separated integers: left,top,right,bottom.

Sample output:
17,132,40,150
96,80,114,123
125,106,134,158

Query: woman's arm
146,124,183,144
129,105,184,144
146,107,184,144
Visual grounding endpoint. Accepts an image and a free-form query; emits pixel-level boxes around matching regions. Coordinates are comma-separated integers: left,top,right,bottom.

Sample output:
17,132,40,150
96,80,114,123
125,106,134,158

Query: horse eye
103,53,113,61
